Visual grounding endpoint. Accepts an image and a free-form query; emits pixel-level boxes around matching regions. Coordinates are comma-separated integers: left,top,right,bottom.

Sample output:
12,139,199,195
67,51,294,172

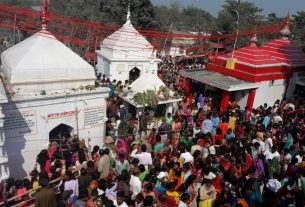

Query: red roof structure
261,21,305,67
208,35,287,82
219,35,282,68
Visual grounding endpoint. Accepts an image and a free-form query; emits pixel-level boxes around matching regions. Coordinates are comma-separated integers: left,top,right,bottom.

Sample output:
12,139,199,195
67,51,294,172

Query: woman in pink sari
171,117,182,148
116,139,128,160
184,105,192,124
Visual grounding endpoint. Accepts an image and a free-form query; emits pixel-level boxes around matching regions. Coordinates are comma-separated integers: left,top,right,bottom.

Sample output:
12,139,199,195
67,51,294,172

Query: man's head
141,144,147,152
116,191,125,205
39,177,49,188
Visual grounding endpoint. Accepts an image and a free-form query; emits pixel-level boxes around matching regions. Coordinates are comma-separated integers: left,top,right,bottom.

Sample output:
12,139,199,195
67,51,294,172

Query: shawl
284,133,293,150
197,94,205,105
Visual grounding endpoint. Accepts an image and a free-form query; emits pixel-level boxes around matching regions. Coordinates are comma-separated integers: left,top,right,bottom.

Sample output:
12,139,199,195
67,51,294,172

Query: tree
0,0,35,7
216,0,262,33
51,0,105,22
181,6,216,32
98,0,157,29
293,11,305,42
154,2,182,31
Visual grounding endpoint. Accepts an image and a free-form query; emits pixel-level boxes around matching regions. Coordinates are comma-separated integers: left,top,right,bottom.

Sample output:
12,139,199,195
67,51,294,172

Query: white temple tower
0,27,109,179
96,9,161,83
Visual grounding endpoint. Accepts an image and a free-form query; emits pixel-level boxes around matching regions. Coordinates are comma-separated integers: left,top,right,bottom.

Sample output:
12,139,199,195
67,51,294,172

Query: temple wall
106,61,159,83
253,79,286,108
2,91,108,179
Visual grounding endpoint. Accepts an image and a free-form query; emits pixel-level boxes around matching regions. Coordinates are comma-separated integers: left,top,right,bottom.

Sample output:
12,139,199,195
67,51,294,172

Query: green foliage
293,11,305,42
159,85,170,98
133,90,159,109
99,0,157,28
154,3,215,32
0,0,35,7
51,0,105,22
216,0,263,33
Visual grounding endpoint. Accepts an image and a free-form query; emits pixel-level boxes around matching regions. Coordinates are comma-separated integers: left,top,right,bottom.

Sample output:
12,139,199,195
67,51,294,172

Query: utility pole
162,22,174,56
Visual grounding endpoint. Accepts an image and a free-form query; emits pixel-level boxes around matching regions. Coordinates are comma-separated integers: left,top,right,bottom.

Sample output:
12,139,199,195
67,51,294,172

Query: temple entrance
129,67,140,83
49,123,73,144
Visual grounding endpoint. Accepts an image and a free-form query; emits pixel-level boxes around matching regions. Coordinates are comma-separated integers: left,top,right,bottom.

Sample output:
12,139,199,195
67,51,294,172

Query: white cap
157,171,168,179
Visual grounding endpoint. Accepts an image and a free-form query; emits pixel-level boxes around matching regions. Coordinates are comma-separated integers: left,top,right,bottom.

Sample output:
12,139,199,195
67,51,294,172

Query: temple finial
124,3,132,26
280,11,291,38
42,0,50,30
250,34,258,47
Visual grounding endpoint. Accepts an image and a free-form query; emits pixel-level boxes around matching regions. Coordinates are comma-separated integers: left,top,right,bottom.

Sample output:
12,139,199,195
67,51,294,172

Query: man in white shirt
129,169,142,200
264,136,273,153
295,151,304,166
113,191,128,207
265,146,280,161
130,144,152,169
202,114,213,134
266,172,281,192
273,113,282,124
284,102,295,111
178,193,190,207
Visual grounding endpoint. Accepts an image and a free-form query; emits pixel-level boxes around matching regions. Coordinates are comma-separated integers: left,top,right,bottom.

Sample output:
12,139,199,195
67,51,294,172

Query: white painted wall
96,59,159,83
2,89,108,179
253,79,286,108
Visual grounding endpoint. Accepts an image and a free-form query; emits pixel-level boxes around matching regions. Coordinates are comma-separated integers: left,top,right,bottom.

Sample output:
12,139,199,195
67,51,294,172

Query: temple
96,8,161,83
180,19,305,112
0,2,108,180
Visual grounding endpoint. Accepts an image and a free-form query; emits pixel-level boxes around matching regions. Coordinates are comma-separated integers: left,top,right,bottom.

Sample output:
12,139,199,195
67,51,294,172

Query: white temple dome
1,29,96,91
129,73,167,93
99,10,157,60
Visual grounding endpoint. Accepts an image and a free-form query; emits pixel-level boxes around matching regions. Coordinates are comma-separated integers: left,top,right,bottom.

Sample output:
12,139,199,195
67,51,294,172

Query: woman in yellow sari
199,179,216,207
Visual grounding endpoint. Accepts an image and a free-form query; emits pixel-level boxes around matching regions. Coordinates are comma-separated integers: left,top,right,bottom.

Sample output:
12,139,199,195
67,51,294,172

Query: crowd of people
1,84,304,207
157,55,206,92
0,50,304,206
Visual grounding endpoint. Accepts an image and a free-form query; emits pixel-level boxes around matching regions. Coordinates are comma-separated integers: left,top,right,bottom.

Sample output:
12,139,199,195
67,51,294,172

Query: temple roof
219,35,282,68
97,10,159,61
261,39,305,67
129,73,168,93
1,29,96,86
179,69,260,91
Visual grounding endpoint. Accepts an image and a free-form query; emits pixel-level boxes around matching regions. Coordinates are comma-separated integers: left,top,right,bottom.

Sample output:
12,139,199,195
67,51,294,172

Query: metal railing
1,170,79,207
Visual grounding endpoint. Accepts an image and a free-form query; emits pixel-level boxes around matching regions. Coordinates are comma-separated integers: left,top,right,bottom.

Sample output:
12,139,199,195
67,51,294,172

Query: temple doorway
129,67,140,83
49,123,73,144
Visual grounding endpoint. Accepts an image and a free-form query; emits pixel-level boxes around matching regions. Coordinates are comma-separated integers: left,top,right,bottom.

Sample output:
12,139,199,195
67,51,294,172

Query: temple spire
280,11,291,38
125,4,131,26
41,0,50,30
250,34,258,47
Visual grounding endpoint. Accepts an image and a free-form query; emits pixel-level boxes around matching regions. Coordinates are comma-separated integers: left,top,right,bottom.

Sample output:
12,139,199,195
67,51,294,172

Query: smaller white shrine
117,73,181,117
96,9,161,83
0,27,109,180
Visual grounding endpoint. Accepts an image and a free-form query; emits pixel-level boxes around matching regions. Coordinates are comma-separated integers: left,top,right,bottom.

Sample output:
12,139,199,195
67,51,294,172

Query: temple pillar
166,103,173,115
0,106,9,181
220,90,230,112
246,89,257,110
185,78,192,95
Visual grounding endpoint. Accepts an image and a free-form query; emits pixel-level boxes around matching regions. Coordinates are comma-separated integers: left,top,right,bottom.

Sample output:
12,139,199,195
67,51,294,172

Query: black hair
39,177,49,188
180,192,190,202
141,144,147,152
80,168,87,176
87,160,94,168
138,164,145,172
116,191,125,198
99,149,105,156
143,195,154,206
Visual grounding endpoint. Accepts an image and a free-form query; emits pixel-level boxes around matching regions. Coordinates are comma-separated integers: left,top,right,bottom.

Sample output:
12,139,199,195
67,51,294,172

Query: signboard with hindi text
3,110,37,137
84,106,104,128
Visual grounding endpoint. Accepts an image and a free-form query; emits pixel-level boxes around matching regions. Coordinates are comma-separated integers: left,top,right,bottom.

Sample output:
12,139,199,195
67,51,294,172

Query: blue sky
151,0,305,17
